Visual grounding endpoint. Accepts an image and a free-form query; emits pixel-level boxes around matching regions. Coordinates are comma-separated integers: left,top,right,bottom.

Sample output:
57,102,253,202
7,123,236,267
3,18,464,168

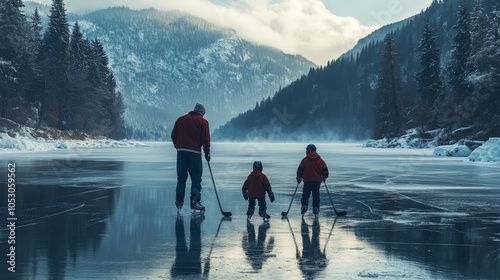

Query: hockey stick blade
335,210,347,216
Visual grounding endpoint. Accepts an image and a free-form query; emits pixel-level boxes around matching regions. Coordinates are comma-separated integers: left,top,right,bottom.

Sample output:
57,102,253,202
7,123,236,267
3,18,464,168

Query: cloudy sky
30,0,433,65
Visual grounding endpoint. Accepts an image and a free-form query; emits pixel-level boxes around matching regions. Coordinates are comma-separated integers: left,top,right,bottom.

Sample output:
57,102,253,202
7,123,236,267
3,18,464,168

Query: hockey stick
203,216,231,276
323,181,347,216
207,161,232,217
281,182,301,216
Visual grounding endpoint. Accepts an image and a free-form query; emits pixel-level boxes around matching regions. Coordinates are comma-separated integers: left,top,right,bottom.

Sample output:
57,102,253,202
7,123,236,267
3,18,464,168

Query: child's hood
306,151,321,161
249,170,263,177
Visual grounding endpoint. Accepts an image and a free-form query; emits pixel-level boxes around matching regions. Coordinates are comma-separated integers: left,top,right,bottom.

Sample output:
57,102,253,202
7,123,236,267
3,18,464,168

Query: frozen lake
1,142,499,279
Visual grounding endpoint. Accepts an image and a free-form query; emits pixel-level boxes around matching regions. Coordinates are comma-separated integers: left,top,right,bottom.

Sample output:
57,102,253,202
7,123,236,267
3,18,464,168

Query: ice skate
190,194,205,215
301,205,308,216
191,201,205,215
246,209,254,221
259,211,271,222
313,207,320,218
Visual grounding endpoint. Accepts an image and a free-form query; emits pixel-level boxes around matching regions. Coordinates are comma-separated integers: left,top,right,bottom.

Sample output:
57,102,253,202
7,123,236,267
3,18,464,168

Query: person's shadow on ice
298,218,327,279
171,214,205,278
242,221,275,271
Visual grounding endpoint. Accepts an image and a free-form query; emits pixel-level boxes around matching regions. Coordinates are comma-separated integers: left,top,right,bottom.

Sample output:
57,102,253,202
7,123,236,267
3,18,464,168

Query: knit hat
194,103,206,116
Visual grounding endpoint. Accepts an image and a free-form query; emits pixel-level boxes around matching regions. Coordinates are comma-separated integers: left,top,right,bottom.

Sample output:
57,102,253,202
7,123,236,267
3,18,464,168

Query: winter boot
313,207,320,217
301,205,308,216
246,209,254,221
259,210,271,222
190,194,205,214
175,193,185,210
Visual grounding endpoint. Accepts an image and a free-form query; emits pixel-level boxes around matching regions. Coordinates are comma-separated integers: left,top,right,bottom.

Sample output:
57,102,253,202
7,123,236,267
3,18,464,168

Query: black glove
243,192,248,201
269,192,275,203
323,178,327,183
296,177,302,183
205,153,211,162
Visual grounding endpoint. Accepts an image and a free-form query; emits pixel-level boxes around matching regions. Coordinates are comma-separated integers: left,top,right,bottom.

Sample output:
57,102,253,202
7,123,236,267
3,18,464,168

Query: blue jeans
176,151,202,196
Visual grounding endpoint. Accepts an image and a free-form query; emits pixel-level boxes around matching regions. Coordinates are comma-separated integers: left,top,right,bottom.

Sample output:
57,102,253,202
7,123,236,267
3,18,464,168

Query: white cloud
30,0,378,65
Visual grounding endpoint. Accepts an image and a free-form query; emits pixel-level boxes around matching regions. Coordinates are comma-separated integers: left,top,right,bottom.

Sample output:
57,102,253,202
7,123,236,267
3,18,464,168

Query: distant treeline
215,0,500,143
0,0,124,139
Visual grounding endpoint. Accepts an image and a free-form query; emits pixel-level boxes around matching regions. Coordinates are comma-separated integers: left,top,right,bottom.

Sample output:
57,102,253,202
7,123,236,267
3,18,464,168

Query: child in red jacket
242,161,275,221
296,144,329,216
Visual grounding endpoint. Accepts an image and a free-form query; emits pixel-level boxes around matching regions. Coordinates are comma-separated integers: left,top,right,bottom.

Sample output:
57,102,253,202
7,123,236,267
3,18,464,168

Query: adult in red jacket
171,103,211,212
296,144,329,216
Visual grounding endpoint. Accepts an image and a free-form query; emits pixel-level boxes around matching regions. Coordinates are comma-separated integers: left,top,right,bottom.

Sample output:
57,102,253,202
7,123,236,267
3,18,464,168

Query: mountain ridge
214,0,500,143
24,2,316,139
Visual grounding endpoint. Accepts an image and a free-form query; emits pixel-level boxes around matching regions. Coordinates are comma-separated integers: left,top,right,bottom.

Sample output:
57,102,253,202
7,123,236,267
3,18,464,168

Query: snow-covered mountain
25,3,315,139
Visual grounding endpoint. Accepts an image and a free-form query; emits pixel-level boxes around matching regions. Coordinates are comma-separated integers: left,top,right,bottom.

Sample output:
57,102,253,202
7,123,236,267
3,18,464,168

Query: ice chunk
466,138,500,163
434,144,472,157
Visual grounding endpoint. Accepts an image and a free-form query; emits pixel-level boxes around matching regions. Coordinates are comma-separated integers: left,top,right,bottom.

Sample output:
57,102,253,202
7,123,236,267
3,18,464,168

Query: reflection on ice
171,215,204,278
242,221,275,271
294,218,330,279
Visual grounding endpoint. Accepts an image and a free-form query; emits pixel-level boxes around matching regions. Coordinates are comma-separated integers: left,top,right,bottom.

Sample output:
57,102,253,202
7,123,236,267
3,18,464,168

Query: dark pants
248,197,267,213
176,151,202,196
301,181,321,208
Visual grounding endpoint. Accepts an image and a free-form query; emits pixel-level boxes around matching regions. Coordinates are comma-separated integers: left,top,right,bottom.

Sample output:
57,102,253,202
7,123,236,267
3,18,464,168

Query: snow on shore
466,138,500,163
0,132,147,152
363,129,439,149
433,144,472,157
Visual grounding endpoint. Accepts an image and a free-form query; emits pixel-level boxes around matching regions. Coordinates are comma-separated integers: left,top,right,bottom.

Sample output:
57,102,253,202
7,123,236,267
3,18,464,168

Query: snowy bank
466,138,500,163
0,133,147,152
433,144,472,157
0,119,147,151
363,128,441,149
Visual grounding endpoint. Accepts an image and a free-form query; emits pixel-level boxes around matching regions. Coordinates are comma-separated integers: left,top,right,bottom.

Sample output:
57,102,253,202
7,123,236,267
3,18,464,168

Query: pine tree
470,4,500,135
470,0,490,54
30,8,42,52
448,1,472,129
416,20,443,129
24,8,44,105
0,0,33,120
40,0,71,129
68,21,92,131
374,34,404,139
85,38,124,138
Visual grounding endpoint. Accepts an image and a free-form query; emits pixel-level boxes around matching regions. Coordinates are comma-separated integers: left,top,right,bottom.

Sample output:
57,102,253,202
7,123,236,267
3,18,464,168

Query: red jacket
297,151,329,182
242,171,272,198
171,111,210,154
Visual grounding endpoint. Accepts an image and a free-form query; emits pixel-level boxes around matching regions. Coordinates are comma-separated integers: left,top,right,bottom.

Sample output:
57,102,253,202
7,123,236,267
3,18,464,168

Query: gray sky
30,0,433,65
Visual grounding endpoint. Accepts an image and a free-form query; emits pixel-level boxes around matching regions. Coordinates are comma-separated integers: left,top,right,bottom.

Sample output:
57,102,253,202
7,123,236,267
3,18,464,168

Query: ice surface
466,138,500,163
0,143,498,279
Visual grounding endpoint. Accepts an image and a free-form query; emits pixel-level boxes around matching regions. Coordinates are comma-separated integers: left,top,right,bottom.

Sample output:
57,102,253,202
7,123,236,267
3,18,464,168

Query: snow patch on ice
358,271,380,278
433,144,472,157
0,133,147,152
466,138,500,163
